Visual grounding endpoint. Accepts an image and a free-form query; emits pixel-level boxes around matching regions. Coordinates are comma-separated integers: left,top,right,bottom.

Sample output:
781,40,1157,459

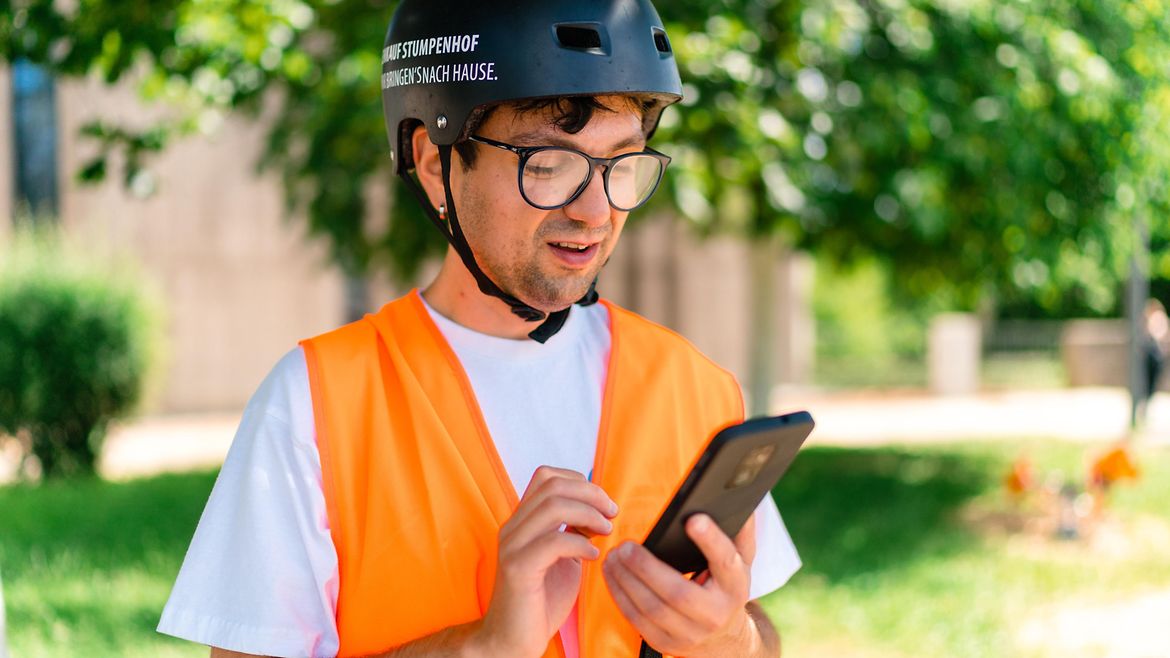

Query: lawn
1,440,1167,657
0,471,212,658
766,441,1170,657
814,352,1068,391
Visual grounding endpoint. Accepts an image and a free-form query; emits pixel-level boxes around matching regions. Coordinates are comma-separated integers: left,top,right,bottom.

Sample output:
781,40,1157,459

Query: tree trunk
1127,213,1151,429
663,217,680,331
345,274,371,324
747,236,778,417
624,224,643,313
31,432,58,479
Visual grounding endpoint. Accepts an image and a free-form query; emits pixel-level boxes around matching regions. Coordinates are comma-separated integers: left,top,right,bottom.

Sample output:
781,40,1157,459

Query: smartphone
642,411,814,574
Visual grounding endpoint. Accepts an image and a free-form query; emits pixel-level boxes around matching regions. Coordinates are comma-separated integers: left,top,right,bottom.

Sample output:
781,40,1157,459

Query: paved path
1,387,1164,481
44,386,1163,481
1017,588,1170,658
782,386,1169,447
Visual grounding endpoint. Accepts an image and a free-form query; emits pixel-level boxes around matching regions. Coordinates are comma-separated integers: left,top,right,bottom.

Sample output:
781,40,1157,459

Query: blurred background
0,0,1168,656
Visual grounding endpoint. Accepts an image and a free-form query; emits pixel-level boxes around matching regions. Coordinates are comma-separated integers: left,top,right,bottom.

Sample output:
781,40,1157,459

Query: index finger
519,465,588,501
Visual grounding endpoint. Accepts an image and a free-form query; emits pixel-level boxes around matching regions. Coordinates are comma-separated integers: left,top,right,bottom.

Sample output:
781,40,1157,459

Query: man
1138,299,1168,426
158,1,800,656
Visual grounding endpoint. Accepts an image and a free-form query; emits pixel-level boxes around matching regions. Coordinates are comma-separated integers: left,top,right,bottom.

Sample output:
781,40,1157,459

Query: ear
411,124,446,211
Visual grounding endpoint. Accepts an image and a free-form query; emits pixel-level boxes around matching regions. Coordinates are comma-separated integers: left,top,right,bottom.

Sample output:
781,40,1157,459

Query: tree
4,0,1169,409
2,0,441,291
653,0,1170,407
660,0,1170,306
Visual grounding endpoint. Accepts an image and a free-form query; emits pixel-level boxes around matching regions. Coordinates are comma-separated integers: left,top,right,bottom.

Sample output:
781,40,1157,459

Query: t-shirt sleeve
748,494,802,601
157,346,340,658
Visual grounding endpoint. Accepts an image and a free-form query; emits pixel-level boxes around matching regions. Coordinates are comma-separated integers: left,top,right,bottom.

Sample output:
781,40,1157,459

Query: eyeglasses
468,134,671,212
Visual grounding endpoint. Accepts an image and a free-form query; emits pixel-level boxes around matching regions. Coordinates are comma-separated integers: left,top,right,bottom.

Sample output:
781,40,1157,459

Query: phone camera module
725,445,776,489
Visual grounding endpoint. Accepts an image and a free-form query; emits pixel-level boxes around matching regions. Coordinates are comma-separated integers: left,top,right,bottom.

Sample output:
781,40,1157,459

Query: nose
563,165,613,228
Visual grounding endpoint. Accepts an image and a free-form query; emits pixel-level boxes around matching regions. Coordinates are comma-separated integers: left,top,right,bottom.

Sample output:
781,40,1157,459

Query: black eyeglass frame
468,134,672,212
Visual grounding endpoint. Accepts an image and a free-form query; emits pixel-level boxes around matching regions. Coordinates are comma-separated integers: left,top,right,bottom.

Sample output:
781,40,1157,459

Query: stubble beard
487,228,607,313
457,187,608,313
512,241,605,311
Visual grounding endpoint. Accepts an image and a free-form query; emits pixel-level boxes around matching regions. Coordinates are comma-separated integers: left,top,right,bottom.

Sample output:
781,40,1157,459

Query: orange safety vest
300,291,743,657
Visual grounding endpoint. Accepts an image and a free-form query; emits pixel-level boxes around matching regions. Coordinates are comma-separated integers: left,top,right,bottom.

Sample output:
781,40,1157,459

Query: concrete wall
1060,319,1131,388
4,68,814,413
602,215,815,391
53,75,348,412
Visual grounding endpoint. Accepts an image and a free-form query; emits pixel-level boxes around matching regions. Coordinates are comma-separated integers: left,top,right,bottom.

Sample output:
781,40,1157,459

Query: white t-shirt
158,298,801,657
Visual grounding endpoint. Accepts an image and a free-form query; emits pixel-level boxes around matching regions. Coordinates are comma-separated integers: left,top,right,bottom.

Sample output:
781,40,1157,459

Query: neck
422,249,544,340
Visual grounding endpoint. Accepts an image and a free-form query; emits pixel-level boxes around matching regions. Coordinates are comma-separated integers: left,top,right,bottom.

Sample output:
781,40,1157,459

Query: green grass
813,352,1067,391
763,441,1170,657
0,471,215,658
813,356,928,390
2,441,1168,657
982,352,1067,390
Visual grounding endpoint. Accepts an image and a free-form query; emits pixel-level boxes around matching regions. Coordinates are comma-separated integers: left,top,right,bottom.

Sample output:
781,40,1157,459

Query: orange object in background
1089,445,1140,489
1004,457,1034,498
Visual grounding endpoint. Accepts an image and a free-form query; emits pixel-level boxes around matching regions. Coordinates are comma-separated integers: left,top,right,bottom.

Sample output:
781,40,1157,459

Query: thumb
735,512,757,566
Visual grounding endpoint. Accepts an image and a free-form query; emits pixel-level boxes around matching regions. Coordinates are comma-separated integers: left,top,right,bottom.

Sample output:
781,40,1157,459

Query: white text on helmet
383,34,482,64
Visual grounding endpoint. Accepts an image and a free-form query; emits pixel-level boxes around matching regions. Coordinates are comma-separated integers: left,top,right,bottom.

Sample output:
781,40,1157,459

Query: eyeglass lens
521,149,664,211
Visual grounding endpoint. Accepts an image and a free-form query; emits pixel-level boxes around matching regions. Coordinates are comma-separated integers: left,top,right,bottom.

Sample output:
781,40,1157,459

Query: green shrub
0,225,161,479
814,257,929,359
812,257,950,388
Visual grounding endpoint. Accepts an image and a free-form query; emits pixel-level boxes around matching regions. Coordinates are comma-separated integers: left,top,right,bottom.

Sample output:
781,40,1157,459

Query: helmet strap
396,144,598,343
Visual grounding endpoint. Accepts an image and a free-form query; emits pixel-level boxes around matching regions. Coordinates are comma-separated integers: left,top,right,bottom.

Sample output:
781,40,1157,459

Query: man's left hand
601,513,767,658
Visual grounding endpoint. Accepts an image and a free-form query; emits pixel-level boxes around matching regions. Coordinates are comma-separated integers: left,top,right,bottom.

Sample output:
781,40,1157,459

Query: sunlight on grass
763,441,1170,658
982,352,1066,390
0,471,215,657
1,442,1167,656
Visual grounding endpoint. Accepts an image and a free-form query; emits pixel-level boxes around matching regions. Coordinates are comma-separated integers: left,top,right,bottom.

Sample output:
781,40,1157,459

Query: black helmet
382,0,682,342
382,0,682,173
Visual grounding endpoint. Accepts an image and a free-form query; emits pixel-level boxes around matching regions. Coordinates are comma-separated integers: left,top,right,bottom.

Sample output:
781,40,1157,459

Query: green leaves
74,121,169,195
659,0,1170,314
4,0,1167,311
0,225,162,479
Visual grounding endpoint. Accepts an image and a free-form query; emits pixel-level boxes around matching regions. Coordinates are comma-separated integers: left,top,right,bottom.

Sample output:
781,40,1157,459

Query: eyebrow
506,130,647,154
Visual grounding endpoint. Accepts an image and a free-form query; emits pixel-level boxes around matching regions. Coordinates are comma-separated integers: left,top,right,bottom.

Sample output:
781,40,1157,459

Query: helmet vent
652,28,671,54
554,24,607,54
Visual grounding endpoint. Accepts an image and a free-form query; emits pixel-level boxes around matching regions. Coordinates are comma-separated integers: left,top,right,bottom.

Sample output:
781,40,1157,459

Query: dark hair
453,95,649,169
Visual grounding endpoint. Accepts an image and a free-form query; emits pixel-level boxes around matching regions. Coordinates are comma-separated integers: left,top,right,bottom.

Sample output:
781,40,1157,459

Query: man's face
449,99,646,313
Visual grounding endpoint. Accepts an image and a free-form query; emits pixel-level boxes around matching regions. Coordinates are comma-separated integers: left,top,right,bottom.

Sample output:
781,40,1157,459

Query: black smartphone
642,411,814,574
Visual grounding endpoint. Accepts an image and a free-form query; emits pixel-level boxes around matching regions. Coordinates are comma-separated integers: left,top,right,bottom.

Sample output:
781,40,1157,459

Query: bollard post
928,313,982,396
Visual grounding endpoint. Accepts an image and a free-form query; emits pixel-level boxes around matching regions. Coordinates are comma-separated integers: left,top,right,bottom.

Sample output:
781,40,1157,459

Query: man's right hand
473,466,618,658
210,467,617,658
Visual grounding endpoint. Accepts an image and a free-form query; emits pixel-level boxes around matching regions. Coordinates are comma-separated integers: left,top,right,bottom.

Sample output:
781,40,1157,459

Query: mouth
550,241,595,253
547,240,601,267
